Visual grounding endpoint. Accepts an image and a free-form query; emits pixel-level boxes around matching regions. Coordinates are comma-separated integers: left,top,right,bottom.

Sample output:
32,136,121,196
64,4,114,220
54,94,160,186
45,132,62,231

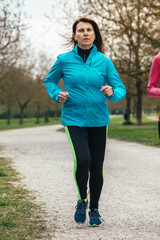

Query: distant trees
14,67,34,124
29,52,63,124
0,0,26,124
0,1,63,125
0,69,16,125
0,0,26,77
1,65,32,124
0,56,63,125
0,51,63,125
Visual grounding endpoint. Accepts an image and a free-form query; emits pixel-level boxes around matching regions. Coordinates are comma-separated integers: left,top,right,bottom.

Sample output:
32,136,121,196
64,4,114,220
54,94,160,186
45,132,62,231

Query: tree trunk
44,109,49,123
18,100,30,125
136,81,142,125
19,106,24,125
7,104,11,125
135,0,142,125
125,95,132,123
36,105,40,124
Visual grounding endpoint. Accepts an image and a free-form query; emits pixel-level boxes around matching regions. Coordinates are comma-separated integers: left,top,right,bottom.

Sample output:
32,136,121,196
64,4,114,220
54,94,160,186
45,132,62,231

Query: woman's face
74,21,95,49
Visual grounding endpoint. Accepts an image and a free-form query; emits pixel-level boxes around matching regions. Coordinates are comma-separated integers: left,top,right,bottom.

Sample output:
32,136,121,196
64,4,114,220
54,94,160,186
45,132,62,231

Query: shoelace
90,210,105,223
75,201,87,212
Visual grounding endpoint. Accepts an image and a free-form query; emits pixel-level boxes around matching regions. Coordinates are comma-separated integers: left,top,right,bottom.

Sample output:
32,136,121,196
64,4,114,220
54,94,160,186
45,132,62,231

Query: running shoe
88,208,103,226
74,200,88,224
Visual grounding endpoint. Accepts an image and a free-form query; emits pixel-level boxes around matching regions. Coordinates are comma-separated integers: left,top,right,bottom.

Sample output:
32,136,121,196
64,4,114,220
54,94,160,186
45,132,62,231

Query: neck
78,44,93,50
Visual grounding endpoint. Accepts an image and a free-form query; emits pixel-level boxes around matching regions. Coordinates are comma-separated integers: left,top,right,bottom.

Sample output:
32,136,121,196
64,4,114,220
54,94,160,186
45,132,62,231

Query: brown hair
69,17,104,53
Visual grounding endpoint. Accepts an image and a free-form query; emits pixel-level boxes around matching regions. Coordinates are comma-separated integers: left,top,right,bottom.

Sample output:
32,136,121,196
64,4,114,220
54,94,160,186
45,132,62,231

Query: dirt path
0,125,160,240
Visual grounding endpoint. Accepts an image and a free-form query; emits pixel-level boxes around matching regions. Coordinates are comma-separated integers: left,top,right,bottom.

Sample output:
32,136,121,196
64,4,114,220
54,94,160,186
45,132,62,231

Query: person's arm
44,56,63,103
147,56,160,98
101,59,126,102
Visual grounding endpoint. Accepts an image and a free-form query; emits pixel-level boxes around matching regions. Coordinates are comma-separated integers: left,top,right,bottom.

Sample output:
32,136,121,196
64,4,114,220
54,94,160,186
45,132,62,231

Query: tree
0,69,16,125
0,0,28,120
0,64,34,125
12,67,34,124
0,0,26,77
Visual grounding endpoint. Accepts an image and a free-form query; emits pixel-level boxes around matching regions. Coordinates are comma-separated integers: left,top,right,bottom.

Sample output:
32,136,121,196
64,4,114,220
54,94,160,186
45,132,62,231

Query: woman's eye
77,28,93,33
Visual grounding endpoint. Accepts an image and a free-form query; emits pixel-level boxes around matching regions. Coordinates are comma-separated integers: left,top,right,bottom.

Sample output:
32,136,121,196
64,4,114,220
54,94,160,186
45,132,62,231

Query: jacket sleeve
105,59,126,102
44,56,63,103
147,56,160,97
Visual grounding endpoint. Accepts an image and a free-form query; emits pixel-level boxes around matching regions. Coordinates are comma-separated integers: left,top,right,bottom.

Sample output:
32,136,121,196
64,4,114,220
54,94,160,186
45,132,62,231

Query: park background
1,1,160,239
0,0,160,145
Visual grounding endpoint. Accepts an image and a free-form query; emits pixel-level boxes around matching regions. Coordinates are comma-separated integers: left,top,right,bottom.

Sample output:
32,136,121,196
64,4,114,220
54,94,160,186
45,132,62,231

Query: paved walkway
0,125,160,240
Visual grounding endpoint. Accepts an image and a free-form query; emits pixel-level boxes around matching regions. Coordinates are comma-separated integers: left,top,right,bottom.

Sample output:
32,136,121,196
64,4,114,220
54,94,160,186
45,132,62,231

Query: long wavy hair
68,17,104,53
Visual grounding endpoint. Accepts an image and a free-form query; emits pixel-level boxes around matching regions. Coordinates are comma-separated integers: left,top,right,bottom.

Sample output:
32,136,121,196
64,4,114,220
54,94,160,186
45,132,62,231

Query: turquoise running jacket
44,44,126,127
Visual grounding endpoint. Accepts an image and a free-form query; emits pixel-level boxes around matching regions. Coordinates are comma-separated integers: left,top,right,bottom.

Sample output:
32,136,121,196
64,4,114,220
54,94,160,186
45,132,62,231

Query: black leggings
65,126,107,210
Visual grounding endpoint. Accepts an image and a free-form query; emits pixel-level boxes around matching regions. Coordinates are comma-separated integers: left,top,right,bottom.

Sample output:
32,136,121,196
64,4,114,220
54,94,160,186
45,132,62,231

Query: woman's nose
84,30,88,35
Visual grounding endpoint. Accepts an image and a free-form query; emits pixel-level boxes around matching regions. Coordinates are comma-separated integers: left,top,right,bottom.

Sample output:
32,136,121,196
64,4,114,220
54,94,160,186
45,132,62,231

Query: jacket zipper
74,50,91,125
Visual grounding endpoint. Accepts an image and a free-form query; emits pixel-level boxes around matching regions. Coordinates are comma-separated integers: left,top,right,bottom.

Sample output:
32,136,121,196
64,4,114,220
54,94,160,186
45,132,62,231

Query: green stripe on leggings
102,125,108,184
64,126,81,200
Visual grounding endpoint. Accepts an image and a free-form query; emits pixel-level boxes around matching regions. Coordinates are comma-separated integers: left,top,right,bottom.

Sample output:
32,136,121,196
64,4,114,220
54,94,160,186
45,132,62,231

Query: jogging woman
147,54,160,138
147,54,160,97
44,17,126,226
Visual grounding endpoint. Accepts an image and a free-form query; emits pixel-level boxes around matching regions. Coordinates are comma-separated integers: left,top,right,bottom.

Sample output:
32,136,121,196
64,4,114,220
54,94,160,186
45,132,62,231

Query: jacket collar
73,43,97,57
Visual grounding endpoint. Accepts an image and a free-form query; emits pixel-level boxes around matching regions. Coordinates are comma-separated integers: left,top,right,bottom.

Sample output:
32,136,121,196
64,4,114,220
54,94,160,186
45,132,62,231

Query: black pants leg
88,127,107,209
65,126,107,209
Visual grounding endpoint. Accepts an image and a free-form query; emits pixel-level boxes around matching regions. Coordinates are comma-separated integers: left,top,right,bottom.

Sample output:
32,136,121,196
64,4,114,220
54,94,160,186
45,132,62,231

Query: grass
0,115,159,146
57,114,160,146
0,117,61,131
108,114,160,146
0,157,53,240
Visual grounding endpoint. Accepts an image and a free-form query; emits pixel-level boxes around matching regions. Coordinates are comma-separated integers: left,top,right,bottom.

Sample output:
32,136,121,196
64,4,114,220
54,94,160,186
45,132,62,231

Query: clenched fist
100,85,113,97
58,92,69,103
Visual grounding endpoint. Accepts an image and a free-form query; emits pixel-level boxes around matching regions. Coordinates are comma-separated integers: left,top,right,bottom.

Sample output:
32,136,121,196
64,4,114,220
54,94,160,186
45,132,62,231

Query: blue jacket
44,44,126,127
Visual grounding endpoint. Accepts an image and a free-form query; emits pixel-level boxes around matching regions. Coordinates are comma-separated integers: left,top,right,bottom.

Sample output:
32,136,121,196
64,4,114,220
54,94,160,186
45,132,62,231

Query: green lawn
0,117,61,131
0,115,159,146
108,115,160,146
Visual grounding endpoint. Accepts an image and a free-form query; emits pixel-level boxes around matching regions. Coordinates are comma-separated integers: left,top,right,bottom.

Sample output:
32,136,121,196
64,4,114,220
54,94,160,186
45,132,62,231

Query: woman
147,54,160,97
44,17,126,226
147,54,160,138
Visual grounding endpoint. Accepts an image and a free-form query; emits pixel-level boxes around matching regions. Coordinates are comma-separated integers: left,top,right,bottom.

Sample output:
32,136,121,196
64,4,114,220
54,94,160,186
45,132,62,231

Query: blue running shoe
74,200,88,224
88,208,103,226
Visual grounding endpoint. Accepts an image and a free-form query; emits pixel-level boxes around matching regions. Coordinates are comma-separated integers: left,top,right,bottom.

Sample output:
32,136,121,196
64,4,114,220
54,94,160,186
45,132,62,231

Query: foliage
0,0,26,77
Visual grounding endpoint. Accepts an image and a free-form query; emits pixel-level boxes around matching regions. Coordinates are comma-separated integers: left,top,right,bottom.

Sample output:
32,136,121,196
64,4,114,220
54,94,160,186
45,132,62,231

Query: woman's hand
100,85,113,97
58,92,69,103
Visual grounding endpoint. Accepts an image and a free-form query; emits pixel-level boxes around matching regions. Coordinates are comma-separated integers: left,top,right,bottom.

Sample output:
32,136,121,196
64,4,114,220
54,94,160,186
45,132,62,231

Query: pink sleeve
147,55,160,97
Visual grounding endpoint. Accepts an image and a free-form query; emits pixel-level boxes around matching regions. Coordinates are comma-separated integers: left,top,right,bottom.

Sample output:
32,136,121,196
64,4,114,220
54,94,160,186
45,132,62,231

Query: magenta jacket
147,54,160,121
147,54,160,97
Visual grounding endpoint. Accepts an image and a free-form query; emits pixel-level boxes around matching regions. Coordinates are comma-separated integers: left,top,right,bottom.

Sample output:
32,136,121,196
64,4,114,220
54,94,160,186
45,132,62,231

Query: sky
24,0,66,58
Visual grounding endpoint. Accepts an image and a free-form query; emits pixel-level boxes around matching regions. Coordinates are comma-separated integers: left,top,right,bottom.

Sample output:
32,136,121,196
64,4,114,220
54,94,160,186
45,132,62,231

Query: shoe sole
90,223,100,227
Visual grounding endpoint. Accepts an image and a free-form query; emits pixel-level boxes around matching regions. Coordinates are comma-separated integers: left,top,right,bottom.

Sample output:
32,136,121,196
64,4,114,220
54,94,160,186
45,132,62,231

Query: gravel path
0,125,160,240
